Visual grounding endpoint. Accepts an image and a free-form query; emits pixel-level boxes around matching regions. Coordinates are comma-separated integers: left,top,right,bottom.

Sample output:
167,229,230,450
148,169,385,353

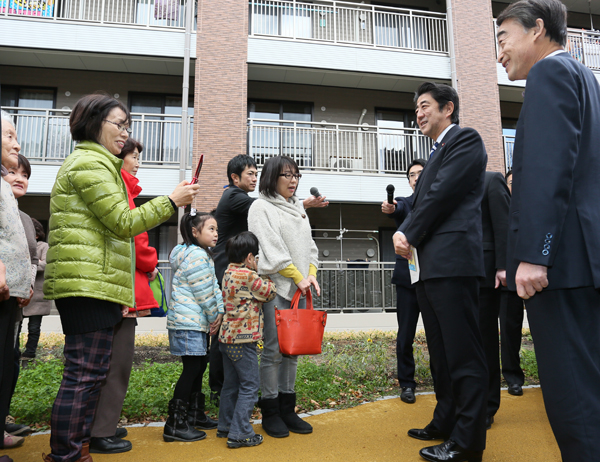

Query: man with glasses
381,158,426,405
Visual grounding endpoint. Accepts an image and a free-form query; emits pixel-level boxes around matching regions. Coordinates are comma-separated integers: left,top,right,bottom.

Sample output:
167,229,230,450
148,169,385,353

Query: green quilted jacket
44,141,174,307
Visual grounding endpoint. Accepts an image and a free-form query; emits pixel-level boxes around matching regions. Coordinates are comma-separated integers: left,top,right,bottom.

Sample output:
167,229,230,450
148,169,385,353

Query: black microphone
310,187,321,198
386,184,395,205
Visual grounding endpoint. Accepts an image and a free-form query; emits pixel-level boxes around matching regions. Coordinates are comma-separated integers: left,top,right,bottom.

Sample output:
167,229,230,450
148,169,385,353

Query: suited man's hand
393,232,412,260
515,262,548,299
495,269,507,289
381,200,396,215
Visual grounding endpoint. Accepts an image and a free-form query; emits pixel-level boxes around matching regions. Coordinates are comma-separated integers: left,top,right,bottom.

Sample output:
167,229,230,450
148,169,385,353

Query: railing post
42,109,50,162
370,3,375,47
333,0,337,44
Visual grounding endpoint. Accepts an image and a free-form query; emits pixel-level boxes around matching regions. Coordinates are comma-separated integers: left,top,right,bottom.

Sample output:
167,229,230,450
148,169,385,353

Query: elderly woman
248,155,320,439
42,94,199,462
1,110,31,462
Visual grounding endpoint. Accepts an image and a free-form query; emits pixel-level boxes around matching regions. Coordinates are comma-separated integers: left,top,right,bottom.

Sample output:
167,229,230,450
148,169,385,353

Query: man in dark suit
497,1,600,460
381,158,426,405
478,171,511,429
394,82,488,462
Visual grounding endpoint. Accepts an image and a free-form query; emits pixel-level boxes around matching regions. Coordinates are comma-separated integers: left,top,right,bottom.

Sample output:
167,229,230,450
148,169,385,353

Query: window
376,109,427,173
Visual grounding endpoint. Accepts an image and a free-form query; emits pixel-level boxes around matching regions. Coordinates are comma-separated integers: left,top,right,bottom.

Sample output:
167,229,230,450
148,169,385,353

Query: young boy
218,231,276,448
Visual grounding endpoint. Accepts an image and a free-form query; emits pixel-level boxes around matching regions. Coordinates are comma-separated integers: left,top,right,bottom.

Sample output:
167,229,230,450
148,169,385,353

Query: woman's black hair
31,217,45,241
117,137,143,161
70,93,130,143
16,154,32,179
180,211,216,255
258,155,299,199
226,231,259,264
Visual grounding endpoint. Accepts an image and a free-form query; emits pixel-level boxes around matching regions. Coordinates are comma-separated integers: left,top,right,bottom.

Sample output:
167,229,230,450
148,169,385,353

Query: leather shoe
115,427,128,438
486,415,494,430
419,439,483,462
89,436,132,454
507,384,523,396
408,426,445,441
401,387,416,404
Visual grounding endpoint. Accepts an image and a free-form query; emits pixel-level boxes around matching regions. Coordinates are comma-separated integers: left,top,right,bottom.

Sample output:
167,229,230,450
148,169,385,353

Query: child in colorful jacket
218,231,276,448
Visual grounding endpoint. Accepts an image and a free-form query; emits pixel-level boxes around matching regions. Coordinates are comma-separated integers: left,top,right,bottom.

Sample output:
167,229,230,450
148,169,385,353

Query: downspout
445,0,458,89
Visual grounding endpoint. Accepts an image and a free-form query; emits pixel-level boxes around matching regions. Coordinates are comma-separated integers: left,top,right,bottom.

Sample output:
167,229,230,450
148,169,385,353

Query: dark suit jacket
388,194,414,288
213,186,256,285
399,125,487,280
481,172,510,289
507,52,600,291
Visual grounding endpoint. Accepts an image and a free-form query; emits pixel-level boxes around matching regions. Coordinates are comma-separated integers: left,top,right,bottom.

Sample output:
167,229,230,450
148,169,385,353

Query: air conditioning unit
329,157,363,171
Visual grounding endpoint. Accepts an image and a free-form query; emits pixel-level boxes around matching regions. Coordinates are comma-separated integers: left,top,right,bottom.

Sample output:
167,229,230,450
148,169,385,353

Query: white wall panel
496,62,525,87
248,37,451,80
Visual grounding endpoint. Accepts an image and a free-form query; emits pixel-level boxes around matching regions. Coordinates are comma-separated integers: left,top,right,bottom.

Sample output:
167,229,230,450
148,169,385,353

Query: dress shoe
419,439,483,462
507,384,523,396
5,422,32,436
486,415,494,430
401,387,416,404
89,436,132,454
115,427,128,439
408,426,445,441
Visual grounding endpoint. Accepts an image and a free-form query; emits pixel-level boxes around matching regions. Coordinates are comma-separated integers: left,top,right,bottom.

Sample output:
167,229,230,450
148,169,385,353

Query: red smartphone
190,154,204,185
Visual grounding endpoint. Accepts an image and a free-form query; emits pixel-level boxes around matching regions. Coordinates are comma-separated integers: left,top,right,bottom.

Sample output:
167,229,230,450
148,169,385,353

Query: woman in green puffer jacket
42,93,199,462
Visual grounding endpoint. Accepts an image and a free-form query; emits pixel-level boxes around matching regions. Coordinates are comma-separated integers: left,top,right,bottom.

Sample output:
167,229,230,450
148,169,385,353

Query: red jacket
122,169,159,312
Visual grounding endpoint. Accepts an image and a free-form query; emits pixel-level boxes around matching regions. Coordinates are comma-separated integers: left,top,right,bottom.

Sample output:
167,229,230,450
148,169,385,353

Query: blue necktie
429,141,440,159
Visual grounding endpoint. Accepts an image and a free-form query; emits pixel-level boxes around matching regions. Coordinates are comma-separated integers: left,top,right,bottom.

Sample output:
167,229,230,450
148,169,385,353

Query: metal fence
249,0,448,54
503,135,514,171
1,0,194,29
248,118,432,174
566,28,600,71
5,107,193,166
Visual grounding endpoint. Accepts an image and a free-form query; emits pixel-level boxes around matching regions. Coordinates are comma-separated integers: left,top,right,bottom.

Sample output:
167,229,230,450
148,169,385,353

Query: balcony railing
5,107,192,166
248,118,432,175
0,0,195,29
566,28,600,71
503,135,514,171
249,0,448,54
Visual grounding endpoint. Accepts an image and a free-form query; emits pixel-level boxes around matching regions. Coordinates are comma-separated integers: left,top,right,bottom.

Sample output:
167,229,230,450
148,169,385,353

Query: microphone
386,184,395,205
310,187,321,198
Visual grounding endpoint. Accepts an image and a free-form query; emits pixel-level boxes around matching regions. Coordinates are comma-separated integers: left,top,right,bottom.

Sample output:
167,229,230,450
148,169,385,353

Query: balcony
249,0,448,55
566,28,600,71
503,135,514,171
0,0,194,29
248,118,432,175
7,107,192,167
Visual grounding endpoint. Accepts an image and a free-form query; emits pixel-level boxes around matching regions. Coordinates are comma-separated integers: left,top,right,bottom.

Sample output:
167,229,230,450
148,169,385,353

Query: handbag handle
290,287,314,311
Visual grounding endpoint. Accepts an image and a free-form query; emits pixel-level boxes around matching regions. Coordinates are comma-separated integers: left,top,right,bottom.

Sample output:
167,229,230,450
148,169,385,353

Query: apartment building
1,0,599,310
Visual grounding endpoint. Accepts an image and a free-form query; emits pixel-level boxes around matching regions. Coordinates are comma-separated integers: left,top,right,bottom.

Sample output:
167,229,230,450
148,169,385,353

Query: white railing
5,107,193,166
566,28,600,71
249,0,448,54
248,118,432,174
503,135,514,171
0,0,195,29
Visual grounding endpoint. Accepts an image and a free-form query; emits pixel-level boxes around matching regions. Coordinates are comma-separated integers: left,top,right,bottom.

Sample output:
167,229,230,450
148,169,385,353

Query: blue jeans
260,294,305,399
218,342,259,440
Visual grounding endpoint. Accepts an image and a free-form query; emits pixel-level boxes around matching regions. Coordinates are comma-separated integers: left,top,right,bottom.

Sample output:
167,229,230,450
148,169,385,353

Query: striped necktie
429,141,440,159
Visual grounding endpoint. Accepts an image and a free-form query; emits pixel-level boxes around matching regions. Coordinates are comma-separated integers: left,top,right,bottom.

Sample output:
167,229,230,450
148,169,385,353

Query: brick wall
193,0,249,211
450,0,505,172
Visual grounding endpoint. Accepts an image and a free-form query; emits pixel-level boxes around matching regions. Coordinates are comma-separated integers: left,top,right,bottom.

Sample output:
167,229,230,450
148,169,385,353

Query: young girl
164,211,224,443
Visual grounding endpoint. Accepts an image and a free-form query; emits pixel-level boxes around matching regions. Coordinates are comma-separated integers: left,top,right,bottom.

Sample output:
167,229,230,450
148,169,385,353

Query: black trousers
499,291,525,386
395,285,420,388
0,298,18,448
478,287,501,418
526,287,600,462
209,333,224,396
417,277,488,452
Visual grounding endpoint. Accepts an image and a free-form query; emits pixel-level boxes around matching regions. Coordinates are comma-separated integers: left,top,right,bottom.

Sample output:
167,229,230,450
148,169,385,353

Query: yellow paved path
9,387,559,462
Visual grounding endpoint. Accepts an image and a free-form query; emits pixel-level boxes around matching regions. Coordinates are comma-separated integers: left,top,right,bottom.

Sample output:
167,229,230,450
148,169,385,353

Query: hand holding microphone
381,184,397,214
304,187,329,208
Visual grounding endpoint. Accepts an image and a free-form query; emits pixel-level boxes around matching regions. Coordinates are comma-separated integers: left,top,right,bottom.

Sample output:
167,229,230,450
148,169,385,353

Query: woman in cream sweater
248,155,319,439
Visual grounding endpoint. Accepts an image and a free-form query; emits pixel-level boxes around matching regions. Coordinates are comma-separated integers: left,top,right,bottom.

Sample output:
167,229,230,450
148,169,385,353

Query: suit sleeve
514,59,580,267
487,173,510,270
390,196,412,229
399,129,487,246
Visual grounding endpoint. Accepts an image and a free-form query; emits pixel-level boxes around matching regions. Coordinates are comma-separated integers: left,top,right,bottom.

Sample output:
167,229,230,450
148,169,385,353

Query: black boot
163,399,207,442
279,392,312,434
188,392,218,429
258,396,289,438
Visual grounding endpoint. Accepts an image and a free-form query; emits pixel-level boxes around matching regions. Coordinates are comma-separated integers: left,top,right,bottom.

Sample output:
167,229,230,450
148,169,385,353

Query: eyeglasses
104,120,132,134
279,172,302,180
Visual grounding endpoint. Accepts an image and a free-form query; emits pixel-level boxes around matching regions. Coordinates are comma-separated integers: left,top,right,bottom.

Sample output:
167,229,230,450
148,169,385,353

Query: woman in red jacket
88,138,159,454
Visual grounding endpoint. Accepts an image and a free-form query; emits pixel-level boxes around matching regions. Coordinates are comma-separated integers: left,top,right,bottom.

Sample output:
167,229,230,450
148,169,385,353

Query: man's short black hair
226,231,259,264
406,158,427,179
227,154,257,186
70,93,130,144
258,155,299,199
414,82,460,125
497,0,567,48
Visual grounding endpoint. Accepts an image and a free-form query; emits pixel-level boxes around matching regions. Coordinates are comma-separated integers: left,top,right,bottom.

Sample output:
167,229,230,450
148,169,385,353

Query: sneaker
216,430,228,438
227,434,263,448
3,432,24,449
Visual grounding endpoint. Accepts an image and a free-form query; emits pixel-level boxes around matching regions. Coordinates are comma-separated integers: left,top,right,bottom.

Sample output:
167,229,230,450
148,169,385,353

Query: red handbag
275,289,327,355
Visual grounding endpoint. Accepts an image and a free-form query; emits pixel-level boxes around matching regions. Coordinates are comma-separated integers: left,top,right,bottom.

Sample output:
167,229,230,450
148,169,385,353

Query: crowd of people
1,1,599,462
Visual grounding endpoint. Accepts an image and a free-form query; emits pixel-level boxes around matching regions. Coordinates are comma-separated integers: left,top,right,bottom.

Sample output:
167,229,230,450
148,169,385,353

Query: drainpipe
445,0,457,89
178,0,195,242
